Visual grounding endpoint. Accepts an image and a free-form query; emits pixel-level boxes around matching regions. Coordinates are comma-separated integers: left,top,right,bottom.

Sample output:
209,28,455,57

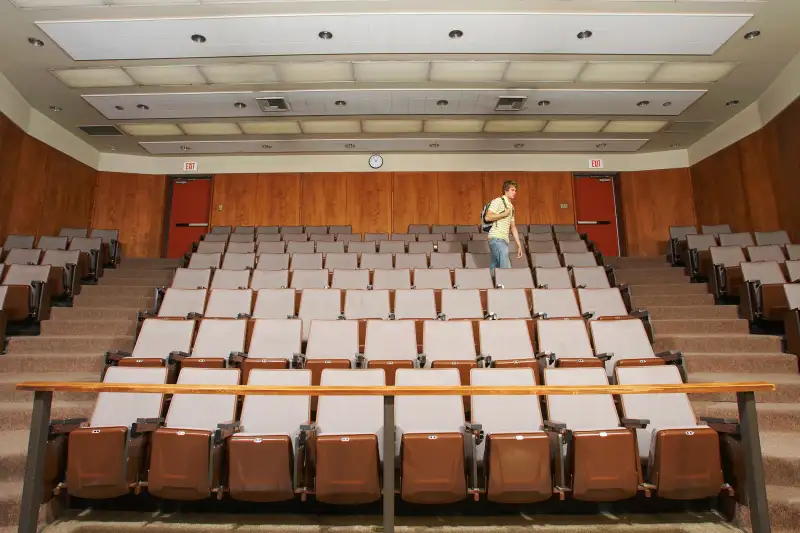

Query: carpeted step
682,352,798,375
100,277,172,287
7,335,133,355
50,307,141,321
0,400,94,431
654,333,783,354
738,485,800,532
0,430,32,482
632,294,715,307
760,432,800,487
80,285,155,298
41,320,136,336
646,305,739,320
652,319,749,335
120,258,182,266
0,373,98,403
615,271,690,284
690,373,800,403
629,284,710,296
0,480,52,528
0,354,105,374
103,268,175,279
73,296,153,308
692,401,800,432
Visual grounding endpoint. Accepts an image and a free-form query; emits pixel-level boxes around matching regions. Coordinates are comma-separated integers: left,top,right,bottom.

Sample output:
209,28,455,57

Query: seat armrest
298,422,317,447
229,351,247,364
700,417,740,435
655,350,683,364
214,420,242,444
534,351,555,365
355,353,366,369
621,418,650,429
581,311,595,320
388,312,396,320
436,312,447,321
186,312,203,320
236,313,251,319
595,352,613,362
292,352,306,369
417,352,427,368
476,353,492,368
169,350,190,362
286,314,298,319
131,417,165,437
536,284,548,289
531,312,548,319
543,420,568,434
464,422,485,445
49,418,88,437
484,312,498,320
576,284,587,289
337,313,346,320
105,350,132,364
138,310,156,322
629,309,649,319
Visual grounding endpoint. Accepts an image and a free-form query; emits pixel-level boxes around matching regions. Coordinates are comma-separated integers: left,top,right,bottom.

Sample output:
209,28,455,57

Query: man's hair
502,180,518,192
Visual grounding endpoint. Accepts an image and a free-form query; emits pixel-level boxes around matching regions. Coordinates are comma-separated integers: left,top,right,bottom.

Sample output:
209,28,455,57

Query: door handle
577,220,611,225
175,223,209,227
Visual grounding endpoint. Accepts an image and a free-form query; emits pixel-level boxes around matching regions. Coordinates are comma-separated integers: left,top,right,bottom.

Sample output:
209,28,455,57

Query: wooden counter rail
14,381,777,395
14,378,776,533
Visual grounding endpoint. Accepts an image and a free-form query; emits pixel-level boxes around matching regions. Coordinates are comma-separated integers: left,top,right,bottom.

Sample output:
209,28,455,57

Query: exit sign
589,158,604,169
183,161,198,172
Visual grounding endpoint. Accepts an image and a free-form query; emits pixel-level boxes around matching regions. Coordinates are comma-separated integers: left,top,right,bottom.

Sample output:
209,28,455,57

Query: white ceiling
0,0,798,156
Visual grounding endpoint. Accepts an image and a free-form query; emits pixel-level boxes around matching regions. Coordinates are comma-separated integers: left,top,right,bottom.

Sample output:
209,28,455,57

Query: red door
573,175,620,257
165,178,212,258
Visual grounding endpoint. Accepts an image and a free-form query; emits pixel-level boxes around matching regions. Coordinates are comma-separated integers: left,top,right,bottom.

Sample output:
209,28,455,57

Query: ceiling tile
429,61,508,82
277,62,354,83
579,62,661,83
603,120,668,133
119,123,183,136
52,68,135,88
484,120,547,133
301,120,362,134
544,120,609,133
353,61,430,83
239,121,303,135
362,120,424,133
199,64,279,85
504,61,585,82
124,65,206,86
650,62,738,83
424,119,486,133
179,122,242,135
11,0,103,7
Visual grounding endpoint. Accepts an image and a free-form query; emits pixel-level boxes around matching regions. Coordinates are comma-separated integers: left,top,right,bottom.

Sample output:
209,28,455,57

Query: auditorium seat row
669,225,792,267
209,223,579,236
2,228,121,268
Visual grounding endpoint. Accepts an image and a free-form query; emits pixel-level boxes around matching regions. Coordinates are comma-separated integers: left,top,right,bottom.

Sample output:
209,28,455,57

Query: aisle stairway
0,256,796,533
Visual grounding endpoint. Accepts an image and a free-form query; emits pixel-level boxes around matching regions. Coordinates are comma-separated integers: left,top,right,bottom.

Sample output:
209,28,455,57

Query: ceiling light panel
362,120,423,133
124,65,206,86
119,123,183,136
239,121,302,134
11,0,103,7
579,62,661,83
544,120,609,133
484,120,546,133
277,62,353,83
424,119,485,133
504,61,585,82
429,61,508,83
52,68,135,88
38,13,750,61
603,120,668,133
353,61,430,83
650,62,738,83
301,120,362,134
199,64,279,84
179,122,242,135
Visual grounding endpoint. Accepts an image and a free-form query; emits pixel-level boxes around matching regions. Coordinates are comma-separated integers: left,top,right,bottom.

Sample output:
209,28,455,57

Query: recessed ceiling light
335,100,347,107
180,145,191,151
191,34,206,44
726,100,740,107
429,143,440,148
437,99,449,107
596,143,607,149
262,144,272,149
109,145,117,152
115,105,124,111
137,104,150,110
345,143,355,148
514,143,524,149
449,29,464,39
637,101,650,107
662,102,672,107
744,30,761,40
234,102,246,109
28,37,44,47
577,30,593,40
671,144,681,148
537,100,550,107
318,31,333,40
49,105,62,112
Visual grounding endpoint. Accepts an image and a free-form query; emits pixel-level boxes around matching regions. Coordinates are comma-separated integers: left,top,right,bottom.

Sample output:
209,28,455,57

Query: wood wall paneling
6,135,51,236
773,98,800,243
0,116,25,240
619,168,696,257
736,123,782,232
527,172,575,225
92,172,168,258
211,174,260,227
392,172,438,233
690,144,751,233
346,173,393,235
255,173,301,226
35,149,97,238
437,172,484,225
300,173,349,226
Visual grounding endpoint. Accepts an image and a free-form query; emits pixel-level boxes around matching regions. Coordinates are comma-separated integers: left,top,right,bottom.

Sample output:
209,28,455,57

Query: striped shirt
488,195,514,242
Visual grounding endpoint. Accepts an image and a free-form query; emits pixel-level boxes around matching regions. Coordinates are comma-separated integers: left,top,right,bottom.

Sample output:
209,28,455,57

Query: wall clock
368,154,383,169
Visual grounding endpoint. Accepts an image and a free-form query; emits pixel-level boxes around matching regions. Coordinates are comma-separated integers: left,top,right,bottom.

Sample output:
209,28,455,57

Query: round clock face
369,154,383,169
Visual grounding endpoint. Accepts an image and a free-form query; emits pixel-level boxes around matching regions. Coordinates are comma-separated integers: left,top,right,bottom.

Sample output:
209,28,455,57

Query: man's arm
484,201,510,223
511,220,523,258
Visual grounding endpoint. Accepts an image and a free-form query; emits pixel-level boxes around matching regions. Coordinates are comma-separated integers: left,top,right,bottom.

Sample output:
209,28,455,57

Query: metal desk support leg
737,391,771,533
383,395,395,533
18,390,52,533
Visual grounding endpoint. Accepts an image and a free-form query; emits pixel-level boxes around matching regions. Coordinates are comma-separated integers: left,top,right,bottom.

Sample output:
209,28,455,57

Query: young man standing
484,180,524,277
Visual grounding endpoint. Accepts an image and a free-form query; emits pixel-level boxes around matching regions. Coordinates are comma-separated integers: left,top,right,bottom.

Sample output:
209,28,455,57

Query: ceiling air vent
78,125,123,136
664,121,714,134
495,96,528,111
256,97,290,112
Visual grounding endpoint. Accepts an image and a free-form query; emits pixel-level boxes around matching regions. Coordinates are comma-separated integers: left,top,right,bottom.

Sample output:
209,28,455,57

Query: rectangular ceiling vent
256,97,290,112
664,121,713,134
495,96,528,111
78,125,123,136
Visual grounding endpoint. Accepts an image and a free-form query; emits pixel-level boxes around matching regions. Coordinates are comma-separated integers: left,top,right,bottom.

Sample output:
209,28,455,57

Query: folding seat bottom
555,358,604,369
228,435,295,502
401,433,467,504
240,359,290,384
366,360,414,386
148,428,223,500
650,427,723,500
492,359,541,384
485,433,552,503
2,285,35,321
180,358,227,369
43,435,67,502
314,434,381,504
760,284,789,321
66,426,143,499
570,429,638,502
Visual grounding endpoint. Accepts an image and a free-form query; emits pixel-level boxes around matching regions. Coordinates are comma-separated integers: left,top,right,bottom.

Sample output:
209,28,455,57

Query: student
484,180,523,277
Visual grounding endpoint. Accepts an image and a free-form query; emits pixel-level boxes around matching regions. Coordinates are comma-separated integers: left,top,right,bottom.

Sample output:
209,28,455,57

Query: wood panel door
573,174,620,257
165,177,212,258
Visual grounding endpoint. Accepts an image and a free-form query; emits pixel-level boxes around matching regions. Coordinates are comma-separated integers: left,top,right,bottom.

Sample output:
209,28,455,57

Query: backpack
480,197,509,233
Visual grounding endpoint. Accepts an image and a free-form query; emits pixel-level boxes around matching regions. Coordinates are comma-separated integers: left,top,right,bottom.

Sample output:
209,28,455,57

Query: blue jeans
489,238,511,277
